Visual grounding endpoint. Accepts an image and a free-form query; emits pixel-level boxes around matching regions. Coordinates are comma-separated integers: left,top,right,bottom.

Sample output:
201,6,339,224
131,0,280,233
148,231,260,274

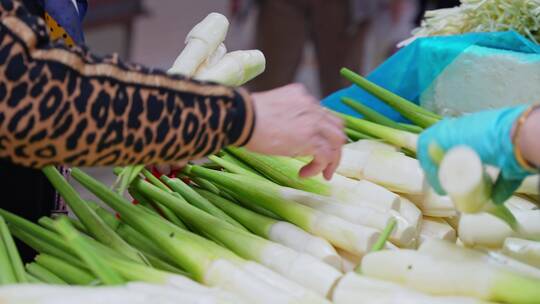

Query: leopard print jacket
0,0,255,168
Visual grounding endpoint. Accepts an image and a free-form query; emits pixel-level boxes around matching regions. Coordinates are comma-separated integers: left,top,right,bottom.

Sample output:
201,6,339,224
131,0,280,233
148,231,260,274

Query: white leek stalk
332,273,492,304
346,139,399,153
227,148,399,212
336,248,361,273
137,177,340,298
196,50,266,86
194,43,227,75
361,249,540,303
503,238,540,268
197,189,341,269
418,239,540,279
338,145,425,194
438,146,491,213
169,13,229,76
0,282,246,304
511,209,540,241
277,187,415,247
72,168,327,304
404,187,457,218
419,217,456,244
335,177,400,211
506,196,539,211
458,212,512,248
188,166,381,256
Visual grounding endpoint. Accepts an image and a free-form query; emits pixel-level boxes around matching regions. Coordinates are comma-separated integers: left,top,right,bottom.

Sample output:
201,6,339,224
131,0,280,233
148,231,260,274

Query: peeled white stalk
238,261,332,303
506,196,539,210
419,239,540,279
361,249,540,303
345,139,399,153
337,145,425,194
278,187,415,246
336,248,361,273
226,149,399,211
332,273,492,304
328,174,401,212
308,212,380,256
459,206,540,246
194,43,227,75
403,187,457,218
280,187,392,229
267,222,342,270
438,146,491,213
458,212,512,248
445,215,460,230
336,141,398,179
205,259,328,304
197,188,342,269
196,50,266,86
503,238,540,268
516,175,540,196
398,198,422,230
0,283,245,304
362,151,425,194
335,147,370,179
190,166,382,256
169,13,229,76
512,209,540,241
255,244,342,298
145,178,340,298
419,217,456,244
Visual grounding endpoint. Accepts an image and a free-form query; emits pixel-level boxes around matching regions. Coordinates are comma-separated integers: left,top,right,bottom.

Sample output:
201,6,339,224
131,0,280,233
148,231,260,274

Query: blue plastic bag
322,31,540,122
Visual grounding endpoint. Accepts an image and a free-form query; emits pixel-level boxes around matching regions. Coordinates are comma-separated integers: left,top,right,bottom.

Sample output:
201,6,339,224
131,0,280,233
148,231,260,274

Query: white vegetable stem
0,282,246,304
328,174,400,212
418,239,540,280
194,43,227,75
403,187,457,218
458,212,512,248
419,217,456,245
505,196,539,210
361,249,540,303
197,188,342,269
438,146,490,213
278,187,416,247
227,148,399,212
169,13,229,76
459,208,540,248
196,50,266,86
332,273,491,304
188,166,381,256
338,143,425,194
503,238,540,268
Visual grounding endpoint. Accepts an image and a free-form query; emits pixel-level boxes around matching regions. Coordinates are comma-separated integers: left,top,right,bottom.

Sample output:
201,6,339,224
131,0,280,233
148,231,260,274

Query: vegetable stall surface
1,21,540,301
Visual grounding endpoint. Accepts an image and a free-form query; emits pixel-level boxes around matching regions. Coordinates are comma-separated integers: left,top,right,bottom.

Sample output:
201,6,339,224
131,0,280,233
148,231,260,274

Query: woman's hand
245,84,347,180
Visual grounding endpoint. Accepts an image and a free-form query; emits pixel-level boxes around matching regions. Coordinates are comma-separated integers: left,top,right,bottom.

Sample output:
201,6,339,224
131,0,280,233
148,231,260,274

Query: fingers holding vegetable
417,106,533,189
245,84,346,178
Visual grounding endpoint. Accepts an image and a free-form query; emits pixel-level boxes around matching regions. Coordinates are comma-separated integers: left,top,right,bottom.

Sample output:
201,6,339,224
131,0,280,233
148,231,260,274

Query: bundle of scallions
2,66,540,304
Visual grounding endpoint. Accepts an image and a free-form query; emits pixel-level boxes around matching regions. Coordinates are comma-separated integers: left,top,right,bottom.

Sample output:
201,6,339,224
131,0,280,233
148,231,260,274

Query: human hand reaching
245,84,347,180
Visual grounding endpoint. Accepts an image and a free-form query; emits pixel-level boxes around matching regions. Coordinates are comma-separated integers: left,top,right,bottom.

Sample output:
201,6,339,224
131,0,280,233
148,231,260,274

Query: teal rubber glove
417,105,533,203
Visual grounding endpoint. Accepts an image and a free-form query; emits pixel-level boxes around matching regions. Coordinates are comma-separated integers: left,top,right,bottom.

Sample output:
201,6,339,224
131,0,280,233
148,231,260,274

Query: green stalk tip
0,216,26,283
25,262,68,285
53,216,125,285
340,67,442,123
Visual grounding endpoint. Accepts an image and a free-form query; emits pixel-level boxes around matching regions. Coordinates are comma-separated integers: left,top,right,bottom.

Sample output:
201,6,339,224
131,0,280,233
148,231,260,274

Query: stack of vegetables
1,66,540,303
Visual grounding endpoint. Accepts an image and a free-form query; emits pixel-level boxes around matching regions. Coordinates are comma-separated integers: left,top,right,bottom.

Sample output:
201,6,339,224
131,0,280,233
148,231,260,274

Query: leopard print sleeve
0,0,255,168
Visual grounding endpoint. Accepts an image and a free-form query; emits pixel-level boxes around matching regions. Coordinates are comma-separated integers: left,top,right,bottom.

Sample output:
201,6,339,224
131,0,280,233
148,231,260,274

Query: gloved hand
417,105,534,202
